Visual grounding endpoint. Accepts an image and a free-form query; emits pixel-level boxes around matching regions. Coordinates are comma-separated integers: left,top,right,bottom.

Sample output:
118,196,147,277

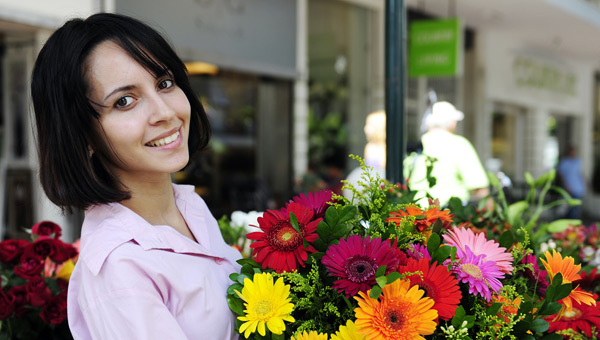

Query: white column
293,0,309,185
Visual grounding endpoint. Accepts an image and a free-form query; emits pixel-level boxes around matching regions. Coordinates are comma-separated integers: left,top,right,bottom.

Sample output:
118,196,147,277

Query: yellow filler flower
540,250,596,314
235,272,295,338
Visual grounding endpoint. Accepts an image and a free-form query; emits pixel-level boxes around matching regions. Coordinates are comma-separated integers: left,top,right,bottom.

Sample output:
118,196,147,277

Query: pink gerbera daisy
453,246,504,301
321,235,401,298
248,202,320,273
444,226,514,274
284,190,333,220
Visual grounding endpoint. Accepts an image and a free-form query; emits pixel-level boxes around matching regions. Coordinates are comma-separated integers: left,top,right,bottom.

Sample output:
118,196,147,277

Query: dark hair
31,13,210,213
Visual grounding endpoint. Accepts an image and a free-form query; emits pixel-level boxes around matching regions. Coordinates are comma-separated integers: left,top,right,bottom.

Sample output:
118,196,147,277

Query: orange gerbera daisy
540,250,597,314
491,295,521,324
387,204,453,234
354,279,437,340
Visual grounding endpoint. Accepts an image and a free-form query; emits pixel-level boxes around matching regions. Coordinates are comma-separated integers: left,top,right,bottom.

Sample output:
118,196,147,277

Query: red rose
31,221,62,239
40,293,67,325
26,277,52,307
50,241,79,264
0,289,15,320
9,285,30,317
14,253,44,279
0,239,29,263
25,237,59,260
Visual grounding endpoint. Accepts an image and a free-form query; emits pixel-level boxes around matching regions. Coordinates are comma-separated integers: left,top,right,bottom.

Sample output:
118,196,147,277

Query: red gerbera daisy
575,268,600,293
399,258,462,321
247,202,320,273
545,291,600,338
321,235,401,298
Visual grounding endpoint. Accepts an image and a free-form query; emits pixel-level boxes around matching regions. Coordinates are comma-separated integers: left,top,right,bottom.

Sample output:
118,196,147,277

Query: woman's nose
149,93,176,124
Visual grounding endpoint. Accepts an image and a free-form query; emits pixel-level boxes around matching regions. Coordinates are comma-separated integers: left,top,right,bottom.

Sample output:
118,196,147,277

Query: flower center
384,308,406,331
418,281,435,300
268,222,303,252
461,263,483,280
345,255,378,283
253,299,273,319
562,307,582,321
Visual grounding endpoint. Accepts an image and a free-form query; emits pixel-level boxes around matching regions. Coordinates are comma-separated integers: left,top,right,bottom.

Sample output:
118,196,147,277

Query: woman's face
86,41,191,182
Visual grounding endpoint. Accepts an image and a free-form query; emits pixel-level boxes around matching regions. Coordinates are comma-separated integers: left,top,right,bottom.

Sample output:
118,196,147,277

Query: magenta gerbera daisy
321,235,401,298
520,254,549,295
284,190,333,220
247,202,321,273
399,258,462,321
452,246,504,301
444,226,514,274
406,243,431,261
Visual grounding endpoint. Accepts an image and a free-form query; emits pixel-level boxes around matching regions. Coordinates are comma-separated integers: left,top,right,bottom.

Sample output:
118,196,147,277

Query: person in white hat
407,101,489,206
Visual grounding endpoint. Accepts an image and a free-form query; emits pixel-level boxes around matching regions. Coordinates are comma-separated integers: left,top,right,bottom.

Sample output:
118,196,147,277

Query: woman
31,13,241,339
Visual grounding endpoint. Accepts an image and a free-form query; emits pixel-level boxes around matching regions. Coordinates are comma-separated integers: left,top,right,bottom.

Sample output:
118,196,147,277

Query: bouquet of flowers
226,158,599,340
0,221,79,340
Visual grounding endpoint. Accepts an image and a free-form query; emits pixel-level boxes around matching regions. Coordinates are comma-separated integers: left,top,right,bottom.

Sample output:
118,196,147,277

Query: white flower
582,246,596,262
590,248,600,267
540,239,557,253
230,210,263,233
360,220,370,229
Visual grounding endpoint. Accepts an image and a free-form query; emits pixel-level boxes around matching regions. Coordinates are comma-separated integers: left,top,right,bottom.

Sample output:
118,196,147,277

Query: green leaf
229,273,240,282
547,219,580,233
376,265,387,277
530,318,549,332
432,245,452,263
427,233,441,256
227,283,243,296
552,273,563,287
332,223,348,240
553,283,573,302
338,205,357,224
451,305,466,328
386,272,402,284
237,258,261,267
236,274,250,285
369,285,382,299
376,276,387,288
316,221,332,242
432,219,443,234
463,315,475,328
290,213,301,235
518,301,533,315
539,301,562,316
488,171,500,188
514,320,531,334
271,332,285,340
540,333,563,340
507,201,528,225
325,206,339,225
450,246,457,261
499,230,514,249
227,295,245,315
521,335,536,340
486,303,502,316
524,172,535,187
312,238,328,252
534,172,551,188
545,285,555,302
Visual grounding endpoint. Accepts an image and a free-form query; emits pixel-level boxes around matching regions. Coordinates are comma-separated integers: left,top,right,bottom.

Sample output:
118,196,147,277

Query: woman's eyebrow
104,85,136,101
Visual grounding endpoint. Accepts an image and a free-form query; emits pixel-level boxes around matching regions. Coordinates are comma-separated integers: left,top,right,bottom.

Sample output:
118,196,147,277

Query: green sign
409,19,461,77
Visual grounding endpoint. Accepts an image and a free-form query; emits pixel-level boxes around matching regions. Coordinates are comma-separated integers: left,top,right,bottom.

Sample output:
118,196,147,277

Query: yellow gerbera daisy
540,250,596,314
235,272,295,338
292,330,329,340
330,320,367,340
354,279,438,340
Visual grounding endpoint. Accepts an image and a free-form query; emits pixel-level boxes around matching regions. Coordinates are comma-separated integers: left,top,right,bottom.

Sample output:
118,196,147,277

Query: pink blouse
67,184,241,339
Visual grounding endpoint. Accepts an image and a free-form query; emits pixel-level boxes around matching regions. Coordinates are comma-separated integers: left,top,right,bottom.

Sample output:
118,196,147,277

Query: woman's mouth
146,130,180,147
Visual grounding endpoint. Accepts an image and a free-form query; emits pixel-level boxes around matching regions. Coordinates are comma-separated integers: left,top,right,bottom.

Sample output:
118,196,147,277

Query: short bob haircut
31,13,210,213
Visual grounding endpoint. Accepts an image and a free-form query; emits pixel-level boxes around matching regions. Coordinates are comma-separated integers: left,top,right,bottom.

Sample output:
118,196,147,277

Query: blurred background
1,0,600,241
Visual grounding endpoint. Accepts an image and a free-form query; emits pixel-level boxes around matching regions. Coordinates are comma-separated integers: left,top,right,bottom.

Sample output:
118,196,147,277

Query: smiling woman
31,13,242,340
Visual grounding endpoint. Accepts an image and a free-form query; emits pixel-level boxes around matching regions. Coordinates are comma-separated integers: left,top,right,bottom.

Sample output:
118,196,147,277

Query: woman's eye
114,96,134,108
159,79,173,90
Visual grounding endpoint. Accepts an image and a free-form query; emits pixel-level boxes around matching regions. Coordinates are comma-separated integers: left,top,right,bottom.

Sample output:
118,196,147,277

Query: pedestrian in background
557,145,586,219
31,13,241,339
407,101,489,206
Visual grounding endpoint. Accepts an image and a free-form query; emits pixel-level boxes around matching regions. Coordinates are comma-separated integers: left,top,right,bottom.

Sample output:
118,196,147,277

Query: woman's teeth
146,130,180,147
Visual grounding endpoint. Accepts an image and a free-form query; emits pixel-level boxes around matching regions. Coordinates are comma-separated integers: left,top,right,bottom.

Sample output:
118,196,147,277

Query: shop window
180,71,292,217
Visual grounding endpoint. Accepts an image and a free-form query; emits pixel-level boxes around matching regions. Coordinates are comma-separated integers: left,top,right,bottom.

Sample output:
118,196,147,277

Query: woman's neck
118,174,180,226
